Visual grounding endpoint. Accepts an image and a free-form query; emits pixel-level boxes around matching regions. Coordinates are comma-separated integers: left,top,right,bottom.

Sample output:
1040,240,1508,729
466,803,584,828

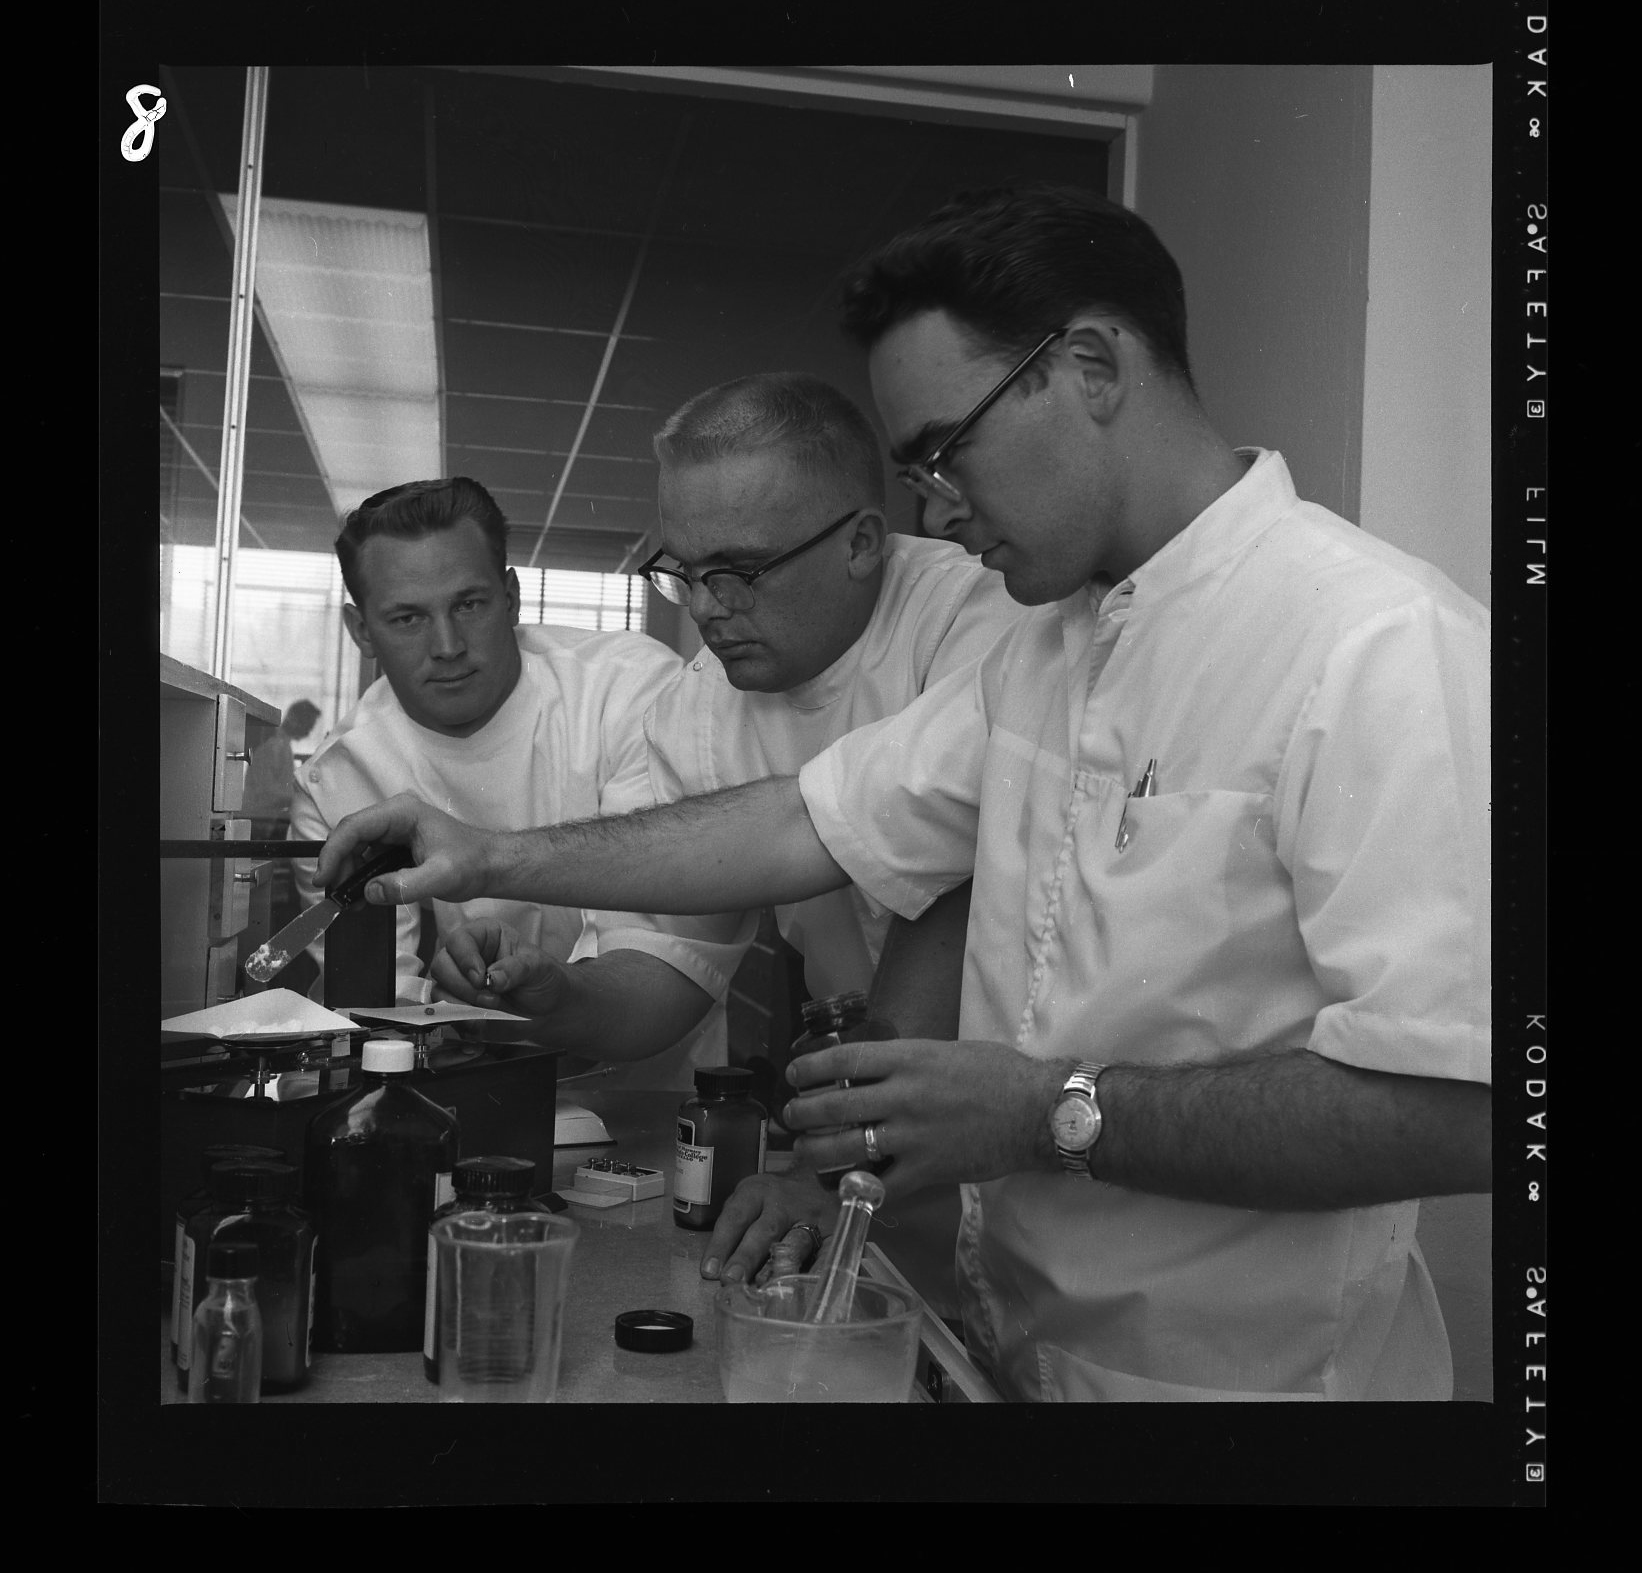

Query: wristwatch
1050,1062,1108,1178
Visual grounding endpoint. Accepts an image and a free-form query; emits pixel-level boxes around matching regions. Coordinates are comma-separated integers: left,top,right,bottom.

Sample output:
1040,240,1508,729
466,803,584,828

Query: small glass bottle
304,1035,460,1353
170,1143,285,1385
674,1067,767,1231
423,1155,553,1382
203,1161,317,1393
787,991,898,1189
188,1239,264,1404
181,1155,297,1392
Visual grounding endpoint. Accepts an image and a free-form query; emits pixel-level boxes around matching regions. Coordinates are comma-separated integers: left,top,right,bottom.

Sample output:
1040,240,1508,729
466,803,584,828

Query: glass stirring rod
808,1170,886,1325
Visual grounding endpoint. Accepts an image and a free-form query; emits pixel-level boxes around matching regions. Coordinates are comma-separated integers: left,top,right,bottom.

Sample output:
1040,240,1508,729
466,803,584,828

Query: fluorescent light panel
221,195,442,518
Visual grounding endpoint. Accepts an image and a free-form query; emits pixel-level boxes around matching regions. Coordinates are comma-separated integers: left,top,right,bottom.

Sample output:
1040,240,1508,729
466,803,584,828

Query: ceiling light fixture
222,194,442,518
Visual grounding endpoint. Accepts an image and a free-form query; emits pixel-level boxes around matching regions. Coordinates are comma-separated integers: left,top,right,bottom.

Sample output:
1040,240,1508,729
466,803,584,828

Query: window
515,568,646,634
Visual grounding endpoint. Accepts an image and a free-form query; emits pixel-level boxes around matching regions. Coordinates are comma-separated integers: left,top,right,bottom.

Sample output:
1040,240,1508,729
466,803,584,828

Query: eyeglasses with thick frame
896,327,1069,506
636,505,866,612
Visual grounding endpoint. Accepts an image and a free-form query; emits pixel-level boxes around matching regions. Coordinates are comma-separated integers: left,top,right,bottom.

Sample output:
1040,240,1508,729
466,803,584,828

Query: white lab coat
801,452,1490,1400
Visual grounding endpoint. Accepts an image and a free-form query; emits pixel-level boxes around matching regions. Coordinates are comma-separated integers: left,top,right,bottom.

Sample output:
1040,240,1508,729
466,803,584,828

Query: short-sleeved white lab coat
289,624,725,1089
799,451,1491,1400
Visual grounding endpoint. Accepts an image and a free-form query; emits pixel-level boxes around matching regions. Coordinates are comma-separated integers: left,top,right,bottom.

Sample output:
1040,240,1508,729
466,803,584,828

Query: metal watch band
1056,1060,1108,1177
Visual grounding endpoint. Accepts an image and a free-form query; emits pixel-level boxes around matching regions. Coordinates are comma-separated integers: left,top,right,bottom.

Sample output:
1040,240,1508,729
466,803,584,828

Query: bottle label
170,1216,187,1348
423,1241,438,1362
674,1117,713,1208
176,1234,196,1370
434,1171,455,1211
211,1326,240,1381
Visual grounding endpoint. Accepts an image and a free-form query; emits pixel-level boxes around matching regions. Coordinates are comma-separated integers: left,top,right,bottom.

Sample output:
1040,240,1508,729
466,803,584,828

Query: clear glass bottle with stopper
188,1240,264,1404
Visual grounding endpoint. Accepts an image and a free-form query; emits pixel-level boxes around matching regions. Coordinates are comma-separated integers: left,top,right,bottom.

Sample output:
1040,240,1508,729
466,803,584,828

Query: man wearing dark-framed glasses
636,503,861,621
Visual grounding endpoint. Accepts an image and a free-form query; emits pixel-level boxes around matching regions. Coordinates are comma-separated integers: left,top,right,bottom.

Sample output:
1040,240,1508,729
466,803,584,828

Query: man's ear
845,508,887,580
505,567,521,624
1062,317,1129,425
341,601,375,660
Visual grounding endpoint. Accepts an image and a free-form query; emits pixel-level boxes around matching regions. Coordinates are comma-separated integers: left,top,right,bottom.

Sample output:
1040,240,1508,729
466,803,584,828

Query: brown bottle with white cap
304,1035,460,1353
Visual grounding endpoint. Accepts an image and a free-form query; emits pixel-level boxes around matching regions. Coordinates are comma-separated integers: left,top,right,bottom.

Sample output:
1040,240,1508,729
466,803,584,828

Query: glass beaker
430,1212,580,1402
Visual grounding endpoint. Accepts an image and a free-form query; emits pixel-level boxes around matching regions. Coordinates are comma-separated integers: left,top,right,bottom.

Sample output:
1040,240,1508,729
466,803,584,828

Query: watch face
1052,1095,1099,1152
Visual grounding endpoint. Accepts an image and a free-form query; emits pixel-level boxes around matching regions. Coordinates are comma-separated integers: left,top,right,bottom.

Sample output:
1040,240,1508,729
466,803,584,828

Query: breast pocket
1107,788,1276,890
1065,789,1309,1055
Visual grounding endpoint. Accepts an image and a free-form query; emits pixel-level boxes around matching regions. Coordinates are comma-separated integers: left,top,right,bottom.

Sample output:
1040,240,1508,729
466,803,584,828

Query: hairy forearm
1073,1048,1492,1211
544,951,715,1062
481,778,851,913
868,880,972,1040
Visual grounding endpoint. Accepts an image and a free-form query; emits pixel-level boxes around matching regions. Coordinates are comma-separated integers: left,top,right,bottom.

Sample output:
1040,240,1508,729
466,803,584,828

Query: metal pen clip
1114,758,1158,852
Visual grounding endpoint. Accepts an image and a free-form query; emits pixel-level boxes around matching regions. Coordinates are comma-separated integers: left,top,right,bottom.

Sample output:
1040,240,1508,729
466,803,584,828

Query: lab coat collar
1126,448,1295,602
1072,448,1296,625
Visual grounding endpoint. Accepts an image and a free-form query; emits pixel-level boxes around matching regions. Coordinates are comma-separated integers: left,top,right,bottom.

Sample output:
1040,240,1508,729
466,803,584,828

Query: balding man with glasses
624,373,1021,1006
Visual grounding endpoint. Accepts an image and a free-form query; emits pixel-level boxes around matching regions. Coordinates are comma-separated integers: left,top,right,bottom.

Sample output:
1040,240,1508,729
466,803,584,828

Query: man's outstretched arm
314,777,851,917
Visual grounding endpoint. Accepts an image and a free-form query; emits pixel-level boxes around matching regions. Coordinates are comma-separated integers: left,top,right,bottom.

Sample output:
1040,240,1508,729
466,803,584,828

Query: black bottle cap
453,1155,537,1198
207,1240,260,1279
694,1066,754,1098
614,1309,693,1353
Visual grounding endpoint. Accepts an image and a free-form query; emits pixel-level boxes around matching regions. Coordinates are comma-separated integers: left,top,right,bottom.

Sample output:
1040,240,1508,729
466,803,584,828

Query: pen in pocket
1114,757,1158,852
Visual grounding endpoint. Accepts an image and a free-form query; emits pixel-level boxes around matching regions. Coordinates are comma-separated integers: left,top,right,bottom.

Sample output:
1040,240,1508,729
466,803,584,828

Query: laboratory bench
161,1087,998,1406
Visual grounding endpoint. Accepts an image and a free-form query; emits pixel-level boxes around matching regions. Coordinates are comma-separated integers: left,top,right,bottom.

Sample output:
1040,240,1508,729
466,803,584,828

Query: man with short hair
317,186,1491,1400
289,475,722,1087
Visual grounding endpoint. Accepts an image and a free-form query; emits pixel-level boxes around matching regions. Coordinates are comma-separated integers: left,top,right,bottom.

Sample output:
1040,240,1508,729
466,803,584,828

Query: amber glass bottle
787,992,898,1189
200,1161,317,1392
304,1036,460,1353
673,1067,767,1230
170,1143,285,1386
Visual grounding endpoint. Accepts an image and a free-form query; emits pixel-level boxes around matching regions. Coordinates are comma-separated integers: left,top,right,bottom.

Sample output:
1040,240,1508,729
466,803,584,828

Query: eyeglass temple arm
922,328,1068,469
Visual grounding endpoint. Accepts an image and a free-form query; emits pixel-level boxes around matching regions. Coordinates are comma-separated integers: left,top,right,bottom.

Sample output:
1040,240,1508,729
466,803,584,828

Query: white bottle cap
362,1036,415,1074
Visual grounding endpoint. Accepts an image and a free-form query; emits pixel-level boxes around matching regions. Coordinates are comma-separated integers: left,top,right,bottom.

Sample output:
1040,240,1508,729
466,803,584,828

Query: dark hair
838,184,1193,386
654,373,886,508
335,477,510,607
282,698,322,736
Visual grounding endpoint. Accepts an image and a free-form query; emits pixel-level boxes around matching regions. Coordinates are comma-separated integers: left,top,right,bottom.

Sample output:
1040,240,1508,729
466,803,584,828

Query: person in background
288,475,731,1089
430,374,1024,1303
316,185,1490,1400
242,698,321,839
